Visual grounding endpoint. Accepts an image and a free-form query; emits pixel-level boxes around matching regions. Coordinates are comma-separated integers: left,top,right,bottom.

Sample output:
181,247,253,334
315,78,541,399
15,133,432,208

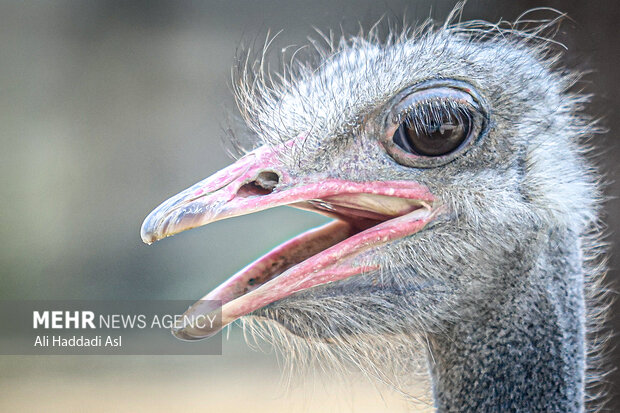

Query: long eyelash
396,99,473,134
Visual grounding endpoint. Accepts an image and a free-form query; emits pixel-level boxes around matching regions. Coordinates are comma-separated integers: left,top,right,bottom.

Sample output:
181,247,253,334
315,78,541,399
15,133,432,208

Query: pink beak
141,140,440,340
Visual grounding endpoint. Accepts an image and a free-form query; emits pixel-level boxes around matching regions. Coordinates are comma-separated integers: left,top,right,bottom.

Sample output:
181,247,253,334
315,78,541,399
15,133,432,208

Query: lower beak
141,142,440,340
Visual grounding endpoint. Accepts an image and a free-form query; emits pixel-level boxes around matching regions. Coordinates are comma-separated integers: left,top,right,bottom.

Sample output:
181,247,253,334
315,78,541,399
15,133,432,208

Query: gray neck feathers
428,226,585,412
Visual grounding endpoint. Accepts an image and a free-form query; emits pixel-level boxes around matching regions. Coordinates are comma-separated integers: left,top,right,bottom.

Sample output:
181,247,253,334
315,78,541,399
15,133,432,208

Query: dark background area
0,1,618,411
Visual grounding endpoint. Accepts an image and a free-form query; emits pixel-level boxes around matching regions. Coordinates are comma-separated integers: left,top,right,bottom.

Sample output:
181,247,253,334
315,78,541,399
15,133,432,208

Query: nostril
237,171,280,197
255,171,280,190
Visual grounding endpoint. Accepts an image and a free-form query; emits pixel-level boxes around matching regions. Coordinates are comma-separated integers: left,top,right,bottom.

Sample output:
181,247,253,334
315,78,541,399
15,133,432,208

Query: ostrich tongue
141,141,440,340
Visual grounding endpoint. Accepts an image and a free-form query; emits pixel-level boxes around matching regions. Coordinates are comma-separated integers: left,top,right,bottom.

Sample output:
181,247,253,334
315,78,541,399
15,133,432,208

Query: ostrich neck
427,227,586,412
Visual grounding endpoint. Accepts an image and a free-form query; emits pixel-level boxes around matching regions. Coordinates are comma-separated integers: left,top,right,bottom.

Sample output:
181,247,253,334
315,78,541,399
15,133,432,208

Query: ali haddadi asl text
33,335,122,347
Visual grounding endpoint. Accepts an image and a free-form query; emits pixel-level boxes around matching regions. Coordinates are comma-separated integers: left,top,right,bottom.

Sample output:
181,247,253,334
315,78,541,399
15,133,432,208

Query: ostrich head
141,9,603,411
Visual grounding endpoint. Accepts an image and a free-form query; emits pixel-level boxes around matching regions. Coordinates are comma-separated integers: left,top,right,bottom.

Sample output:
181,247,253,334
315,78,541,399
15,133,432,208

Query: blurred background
1,1,618,411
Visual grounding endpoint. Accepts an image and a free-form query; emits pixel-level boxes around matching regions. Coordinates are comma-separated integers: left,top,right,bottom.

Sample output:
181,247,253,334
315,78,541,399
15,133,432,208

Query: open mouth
141,142,440,340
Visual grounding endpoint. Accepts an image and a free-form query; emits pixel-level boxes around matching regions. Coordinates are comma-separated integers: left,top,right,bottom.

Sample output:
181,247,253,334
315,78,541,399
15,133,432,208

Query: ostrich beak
141,140,439,340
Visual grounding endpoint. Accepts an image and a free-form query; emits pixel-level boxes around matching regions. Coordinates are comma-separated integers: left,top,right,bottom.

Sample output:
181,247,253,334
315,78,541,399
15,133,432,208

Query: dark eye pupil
395,112,470,157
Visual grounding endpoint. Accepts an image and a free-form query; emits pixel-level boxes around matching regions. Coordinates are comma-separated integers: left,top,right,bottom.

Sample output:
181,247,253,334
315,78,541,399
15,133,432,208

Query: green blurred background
1,1,618,411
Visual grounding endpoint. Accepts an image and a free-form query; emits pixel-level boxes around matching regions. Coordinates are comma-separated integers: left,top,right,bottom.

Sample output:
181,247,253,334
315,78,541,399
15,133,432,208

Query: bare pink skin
140,138,441,340
221,209,434,320
203,221,356,306
140,140,434,244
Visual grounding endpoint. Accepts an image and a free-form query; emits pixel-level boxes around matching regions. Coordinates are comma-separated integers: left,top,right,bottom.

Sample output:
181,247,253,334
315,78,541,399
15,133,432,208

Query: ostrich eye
393,104,471,156
383,82,486,168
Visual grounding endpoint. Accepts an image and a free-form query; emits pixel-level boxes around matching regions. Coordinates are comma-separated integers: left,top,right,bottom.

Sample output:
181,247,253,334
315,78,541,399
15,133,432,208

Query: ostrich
140,8,607,412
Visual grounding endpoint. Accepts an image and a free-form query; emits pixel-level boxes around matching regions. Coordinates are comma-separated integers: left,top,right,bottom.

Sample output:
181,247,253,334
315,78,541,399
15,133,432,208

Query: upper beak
141,139,439,340
141,143,295,245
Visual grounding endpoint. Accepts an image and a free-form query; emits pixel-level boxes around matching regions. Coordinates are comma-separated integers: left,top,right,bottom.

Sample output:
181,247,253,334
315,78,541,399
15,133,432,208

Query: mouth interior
171,189,436,341
204,193,429,307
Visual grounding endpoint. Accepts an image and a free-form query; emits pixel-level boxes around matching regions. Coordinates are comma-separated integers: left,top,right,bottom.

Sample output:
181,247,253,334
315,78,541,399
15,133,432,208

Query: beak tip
140,214,161,245
171,327,203,341
140,230,159,245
